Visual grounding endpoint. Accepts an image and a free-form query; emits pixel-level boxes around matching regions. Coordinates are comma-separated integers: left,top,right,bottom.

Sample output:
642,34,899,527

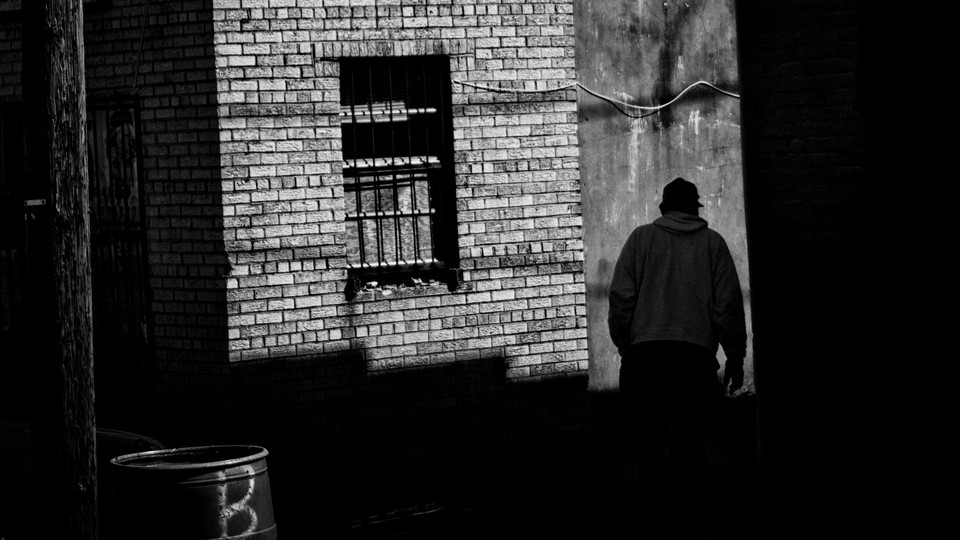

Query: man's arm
608,230,639,355
713,238,747,392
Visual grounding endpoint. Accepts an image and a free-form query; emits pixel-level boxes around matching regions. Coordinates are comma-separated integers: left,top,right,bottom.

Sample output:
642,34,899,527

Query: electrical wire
452,79,741,119
454,79,579,94
575,85,661,119
130,0,152,94
578,80,741,110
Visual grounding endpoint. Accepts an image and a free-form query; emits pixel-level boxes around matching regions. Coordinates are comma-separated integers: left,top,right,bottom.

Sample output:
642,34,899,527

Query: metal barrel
109,445,277,540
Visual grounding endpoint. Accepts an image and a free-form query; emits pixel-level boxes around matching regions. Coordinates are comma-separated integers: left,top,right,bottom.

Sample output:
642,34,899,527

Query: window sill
344,267,462,301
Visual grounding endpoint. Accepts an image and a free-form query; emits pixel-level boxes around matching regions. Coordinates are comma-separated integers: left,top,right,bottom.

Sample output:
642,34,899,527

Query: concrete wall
576,0,751,391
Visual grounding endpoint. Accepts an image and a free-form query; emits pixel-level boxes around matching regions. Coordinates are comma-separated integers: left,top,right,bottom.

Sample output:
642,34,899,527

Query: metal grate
340,56,457,276
86,97,150,354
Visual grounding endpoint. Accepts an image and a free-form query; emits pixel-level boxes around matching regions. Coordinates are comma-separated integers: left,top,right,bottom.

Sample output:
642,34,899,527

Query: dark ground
332,393,760,540
0,393,759,540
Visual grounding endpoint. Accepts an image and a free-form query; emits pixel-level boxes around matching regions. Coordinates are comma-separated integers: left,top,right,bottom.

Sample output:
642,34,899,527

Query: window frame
338,55,460,294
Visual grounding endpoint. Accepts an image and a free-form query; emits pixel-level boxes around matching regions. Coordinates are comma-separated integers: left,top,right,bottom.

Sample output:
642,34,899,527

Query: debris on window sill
344,270,465,301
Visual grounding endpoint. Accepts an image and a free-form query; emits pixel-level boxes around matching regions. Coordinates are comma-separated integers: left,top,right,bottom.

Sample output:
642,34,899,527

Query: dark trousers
620,341,720,537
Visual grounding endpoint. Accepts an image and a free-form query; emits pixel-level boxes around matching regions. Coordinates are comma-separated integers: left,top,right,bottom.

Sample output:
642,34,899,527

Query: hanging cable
578,80,741,111
454,79,579,94
452,79,740,119
575,85,661,119
130,0,152,94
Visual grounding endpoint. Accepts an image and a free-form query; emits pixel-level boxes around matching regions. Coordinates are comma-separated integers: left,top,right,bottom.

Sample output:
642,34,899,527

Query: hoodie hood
653,211,708,235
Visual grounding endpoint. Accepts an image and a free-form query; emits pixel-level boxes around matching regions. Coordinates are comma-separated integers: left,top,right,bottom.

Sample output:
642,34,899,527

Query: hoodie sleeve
712,237,747,360
608,229,639,354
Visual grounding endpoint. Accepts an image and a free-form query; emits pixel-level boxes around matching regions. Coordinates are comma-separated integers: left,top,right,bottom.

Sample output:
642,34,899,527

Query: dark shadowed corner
223,350,593,538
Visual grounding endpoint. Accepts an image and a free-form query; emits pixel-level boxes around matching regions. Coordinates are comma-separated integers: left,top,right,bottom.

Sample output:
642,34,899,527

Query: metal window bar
405,66,422,263
423,61,439,262
338,103,436,123
414,60,437,264
347,67,366,268
364,66,385,268
406,62,425,263
388,65,402,266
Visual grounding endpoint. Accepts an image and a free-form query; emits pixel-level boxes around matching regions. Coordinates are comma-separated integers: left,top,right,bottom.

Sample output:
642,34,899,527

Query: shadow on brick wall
217,351,592,536
87,0,233,441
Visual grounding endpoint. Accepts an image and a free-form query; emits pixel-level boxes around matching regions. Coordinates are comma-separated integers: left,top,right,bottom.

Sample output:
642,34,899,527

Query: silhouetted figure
608,177,746,539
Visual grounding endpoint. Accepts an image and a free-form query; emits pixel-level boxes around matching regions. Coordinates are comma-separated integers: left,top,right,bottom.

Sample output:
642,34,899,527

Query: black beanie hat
659,177,704,213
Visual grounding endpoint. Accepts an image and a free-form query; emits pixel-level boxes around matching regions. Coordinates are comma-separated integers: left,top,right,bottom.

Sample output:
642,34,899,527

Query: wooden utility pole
21,0,98,538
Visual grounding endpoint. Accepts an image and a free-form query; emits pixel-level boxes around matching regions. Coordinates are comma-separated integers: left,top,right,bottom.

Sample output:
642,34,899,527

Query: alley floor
332,393,761,540
1,393,760,540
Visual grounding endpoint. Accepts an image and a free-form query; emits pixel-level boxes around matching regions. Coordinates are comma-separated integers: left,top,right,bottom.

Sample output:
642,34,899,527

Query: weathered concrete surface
576,0,752,391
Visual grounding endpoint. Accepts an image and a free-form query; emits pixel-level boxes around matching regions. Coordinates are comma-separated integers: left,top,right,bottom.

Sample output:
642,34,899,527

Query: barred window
339,56,458,290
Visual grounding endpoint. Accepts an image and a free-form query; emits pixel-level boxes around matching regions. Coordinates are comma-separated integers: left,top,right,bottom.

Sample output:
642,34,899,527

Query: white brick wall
213,0,587,379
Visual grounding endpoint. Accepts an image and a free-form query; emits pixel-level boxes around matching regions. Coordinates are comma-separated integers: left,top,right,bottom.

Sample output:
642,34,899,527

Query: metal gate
86,97,151,358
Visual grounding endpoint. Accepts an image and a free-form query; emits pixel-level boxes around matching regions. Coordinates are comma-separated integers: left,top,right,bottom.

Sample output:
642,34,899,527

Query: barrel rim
109,444,269,471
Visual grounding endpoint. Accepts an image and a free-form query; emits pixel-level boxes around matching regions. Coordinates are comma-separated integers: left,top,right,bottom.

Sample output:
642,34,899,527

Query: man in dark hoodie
608,177,746,538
